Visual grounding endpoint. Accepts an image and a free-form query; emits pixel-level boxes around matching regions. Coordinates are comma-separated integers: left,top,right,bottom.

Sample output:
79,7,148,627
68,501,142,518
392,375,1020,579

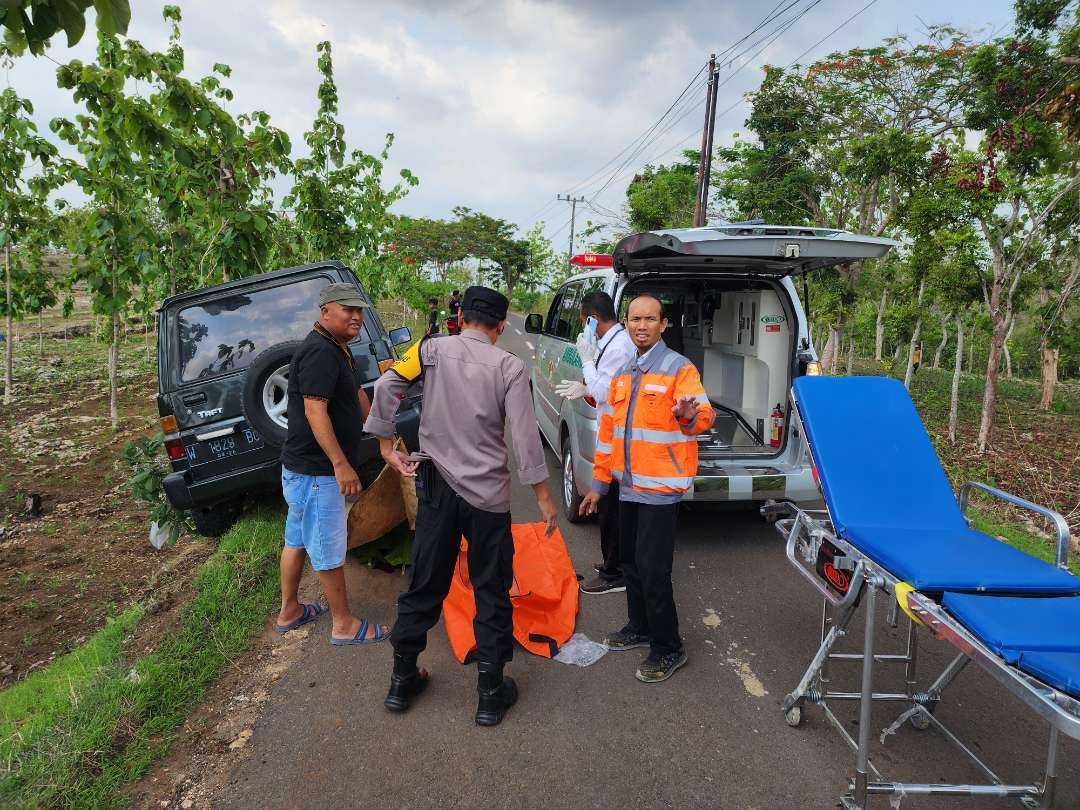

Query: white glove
575,331,597,367
555,380,589,400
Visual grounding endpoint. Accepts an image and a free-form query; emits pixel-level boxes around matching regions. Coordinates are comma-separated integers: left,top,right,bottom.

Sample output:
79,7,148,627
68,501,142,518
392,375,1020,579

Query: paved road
218,314,1079,809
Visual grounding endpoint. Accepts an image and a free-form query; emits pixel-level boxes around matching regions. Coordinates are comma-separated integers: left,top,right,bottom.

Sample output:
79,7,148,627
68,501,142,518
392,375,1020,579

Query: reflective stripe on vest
613,425,697,444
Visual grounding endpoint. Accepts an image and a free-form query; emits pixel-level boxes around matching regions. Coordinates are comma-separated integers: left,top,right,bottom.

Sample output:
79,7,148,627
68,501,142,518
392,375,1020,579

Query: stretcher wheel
784,706,802,727
762,499,781,524
909,709,931,731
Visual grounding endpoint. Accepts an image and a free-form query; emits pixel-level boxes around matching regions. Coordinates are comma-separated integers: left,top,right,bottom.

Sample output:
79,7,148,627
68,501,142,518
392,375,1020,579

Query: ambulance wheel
784,706,803,727
561,444,586,524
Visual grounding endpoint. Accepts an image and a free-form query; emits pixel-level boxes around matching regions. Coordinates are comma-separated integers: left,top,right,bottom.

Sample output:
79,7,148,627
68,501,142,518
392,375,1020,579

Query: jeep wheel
561,442,587,524
242,341,303,448
191,500,241,538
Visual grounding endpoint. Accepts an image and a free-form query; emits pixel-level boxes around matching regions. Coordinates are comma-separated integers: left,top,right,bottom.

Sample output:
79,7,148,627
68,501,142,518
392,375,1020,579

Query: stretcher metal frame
765,485,1079,809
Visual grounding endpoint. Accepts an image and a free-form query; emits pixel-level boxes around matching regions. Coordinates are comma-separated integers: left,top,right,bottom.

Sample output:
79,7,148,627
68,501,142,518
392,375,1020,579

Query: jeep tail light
164,437,186,461
584,395,596,408
159,415,178,433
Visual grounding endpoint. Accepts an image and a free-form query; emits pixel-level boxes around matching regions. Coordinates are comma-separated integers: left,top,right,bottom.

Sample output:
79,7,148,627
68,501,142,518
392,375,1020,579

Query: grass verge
0,509,284,809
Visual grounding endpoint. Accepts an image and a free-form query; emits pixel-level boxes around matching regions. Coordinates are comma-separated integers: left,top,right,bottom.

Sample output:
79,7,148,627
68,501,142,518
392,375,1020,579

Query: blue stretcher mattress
793,376,1080,596
1016,651,1080,697
942,592,1080,698
941,593,1080,662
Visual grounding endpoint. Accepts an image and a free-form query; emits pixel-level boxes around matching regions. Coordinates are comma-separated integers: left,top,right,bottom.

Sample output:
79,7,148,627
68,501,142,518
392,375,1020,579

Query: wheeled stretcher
767,375,1079,809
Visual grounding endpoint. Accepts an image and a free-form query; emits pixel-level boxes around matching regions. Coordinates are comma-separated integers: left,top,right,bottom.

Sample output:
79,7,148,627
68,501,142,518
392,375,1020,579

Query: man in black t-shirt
274,283,389,646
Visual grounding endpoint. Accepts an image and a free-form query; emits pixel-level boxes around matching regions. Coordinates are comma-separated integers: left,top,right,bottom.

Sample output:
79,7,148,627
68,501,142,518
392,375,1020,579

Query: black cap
462,285,508,320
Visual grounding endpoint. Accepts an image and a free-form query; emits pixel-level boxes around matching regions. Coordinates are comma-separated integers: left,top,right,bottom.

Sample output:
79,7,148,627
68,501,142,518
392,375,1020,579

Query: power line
783,0,879,68
586,0,823,203
589,0,826,203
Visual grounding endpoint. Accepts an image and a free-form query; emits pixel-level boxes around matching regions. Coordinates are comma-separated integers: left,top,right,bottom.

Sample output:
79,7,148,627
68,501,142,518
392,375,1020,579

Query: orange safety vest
443,523,579,661
594,341,715,498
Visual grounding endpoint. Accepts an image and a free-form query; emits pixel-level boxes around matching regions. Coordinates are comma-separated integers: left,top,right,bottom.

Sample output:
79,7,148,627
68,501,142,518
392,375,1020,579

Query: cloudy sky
8,0,1015,250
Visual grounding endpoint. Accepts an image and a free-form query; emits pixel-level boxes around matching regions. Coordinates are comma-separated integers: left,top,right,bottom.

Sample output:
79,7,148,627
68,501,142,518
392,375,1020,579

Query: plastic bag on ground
149,521,170,549
553,633,608,667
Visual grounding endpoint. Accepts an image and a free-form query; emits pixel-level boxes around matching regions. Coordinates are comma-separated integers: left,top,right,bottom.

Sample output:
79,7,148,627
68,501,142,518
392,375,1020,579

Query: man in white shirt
555,291,637,595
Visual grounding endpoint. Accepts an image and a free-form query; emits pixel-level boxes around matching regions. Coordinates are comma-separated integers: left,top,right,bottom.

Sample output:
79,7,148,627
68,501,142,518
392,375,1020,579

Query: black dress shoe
475,676,518,726
384,669,429,712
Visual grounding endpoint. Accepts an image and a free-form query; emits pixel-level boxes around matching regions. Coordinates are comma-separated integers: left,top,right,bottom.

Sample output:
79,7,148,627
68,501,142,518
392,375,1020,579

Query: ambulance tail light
806,361,823,376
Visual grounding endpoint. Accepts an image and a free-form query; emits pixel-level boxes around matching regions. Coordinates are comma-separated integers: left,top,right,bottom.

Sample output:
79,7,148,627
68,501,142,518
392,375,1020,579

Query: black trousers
391,462,515,665
619,499,681,657
597,478,622,581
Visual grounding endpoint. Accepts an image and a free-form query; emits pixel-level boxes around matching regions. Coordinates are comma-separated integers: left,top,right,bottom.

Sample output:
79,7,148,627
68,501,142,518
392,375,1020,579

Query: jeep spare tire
242,341,302,449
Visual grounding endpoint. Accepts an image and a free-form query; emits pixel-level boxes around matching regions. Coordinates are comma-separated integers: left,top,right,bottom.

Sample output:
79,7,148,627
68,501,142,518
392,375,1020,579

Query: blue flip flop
274,602,326,634
331,619,391,646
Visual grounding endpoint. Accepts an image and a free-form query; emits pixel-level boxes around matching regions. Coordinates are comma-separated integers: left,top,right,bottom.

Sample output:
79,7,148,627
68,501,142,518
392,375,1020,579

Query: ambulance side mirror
524,313,543,334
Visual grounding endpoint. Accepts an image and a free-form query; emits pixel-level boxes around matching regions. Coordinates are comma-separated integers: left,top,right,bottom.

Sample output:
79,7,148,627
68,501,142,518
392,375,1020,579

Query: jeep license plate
185,425,263,466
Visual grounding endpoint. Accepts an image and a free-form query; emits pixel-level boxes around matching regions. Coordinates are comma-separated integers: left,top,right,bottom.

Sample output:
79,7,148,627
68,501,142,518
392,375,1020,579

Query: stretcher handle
784,512,864,610
959,481,1072,572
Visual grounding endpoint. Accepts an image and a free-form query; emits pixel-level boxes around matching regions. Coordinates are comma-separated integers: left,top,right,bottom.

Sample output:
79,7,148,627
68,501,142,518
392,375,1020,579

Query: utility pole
557,193,585,257
693,54,719,227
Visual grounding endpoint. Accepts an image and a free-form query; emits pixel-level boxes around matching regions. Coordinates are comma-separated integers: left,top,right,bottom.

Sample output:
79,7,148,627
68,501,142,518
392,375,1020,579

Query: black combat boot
475,662,518,727
384,654,429,713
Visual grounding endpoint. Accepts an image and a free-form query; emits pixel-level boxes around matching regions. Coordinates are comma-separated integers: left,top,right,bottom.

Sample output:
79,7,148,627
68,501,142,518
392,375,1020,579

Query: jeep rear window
177,278,329,382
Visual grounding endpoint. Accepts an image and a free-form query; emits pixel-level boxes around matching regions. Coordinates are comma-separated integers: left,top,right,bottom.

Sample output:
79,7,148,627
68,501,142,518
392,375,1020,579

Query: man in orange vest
580,294,715,683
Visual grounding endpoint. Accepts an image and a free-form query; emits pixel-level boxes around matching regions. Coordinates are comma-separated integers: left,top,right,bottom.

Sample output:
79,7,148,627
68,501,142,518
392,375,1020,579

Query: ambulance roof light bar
569,253,614,267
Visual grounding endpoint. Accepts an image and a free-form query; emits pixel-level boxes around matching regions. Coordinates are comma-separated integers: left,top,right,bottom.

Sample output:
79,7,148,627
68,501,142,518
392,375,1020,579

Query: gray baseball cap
318,283,371,308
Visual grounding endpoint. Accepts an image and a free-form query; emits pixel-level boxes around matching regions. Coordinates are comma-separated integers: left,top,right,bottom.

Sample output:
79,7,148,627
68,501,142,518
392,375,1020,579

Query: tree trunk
109,255,119,430
4,243,12,405
903,279,926,390
933,310,948,368
820,326,841,375
976,282,1007,454
874,287,888,362
949,313,963,445
892,340,904,365
967,322,975,372
1038,288,1057,410
846,335,856,375
1040,339,1058,411
1003,317,1015,378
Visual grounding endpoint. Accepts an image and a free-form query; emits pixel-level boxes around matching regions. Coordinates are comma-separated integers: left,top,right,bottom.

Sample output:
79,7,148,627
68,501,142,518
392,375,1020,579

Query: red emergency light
569,253,614,267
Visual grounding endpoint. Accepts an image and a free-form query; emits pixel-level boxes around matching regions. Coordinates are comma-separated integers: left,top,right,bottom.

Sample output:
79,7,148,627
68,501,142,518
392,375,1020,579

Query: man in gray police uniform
364,285,559,726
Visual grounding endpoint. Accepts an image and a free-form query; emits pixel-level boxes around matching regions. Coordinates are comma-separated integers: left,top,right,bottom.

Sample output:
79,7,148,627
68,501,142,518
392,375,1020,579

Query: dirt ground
0,318,194,688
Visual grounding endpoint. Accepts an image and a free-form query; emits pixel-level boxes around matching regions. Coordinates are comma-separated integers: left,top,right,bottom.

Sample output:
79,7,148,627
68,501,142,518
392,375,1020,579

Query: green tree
625,150,698,231
284,41,416,300
51,33,166,429
1,0,129,55
0,67,59,404
962,2,1080,450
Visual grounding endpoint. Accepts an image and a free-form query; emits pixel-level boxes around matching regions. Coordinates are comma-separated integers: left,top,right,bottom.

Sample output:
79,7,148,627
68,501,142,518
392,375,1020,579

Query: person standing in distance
579,294,715,683
554,291,636,595
365,285,559,726
275,283,390,645
426,297,440,336
448,289,462,318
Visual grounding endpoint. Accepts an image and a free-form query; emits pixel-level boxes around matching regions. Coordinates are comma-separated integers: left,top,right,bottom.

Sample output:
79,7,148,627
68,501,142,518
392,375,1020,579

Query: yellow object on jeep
391,337,425,382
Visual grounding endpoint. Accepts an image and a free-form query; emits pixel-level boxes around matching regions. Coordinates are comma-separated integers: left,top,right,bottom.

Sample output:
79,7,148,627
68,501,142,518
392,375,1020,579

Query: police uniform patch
391,337,426,382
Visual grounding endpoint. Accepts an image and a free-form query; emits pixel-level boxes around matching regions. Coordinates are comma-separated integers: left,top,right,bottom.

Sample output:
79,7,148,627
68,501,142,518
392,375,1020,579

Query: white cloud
8,0,1016,252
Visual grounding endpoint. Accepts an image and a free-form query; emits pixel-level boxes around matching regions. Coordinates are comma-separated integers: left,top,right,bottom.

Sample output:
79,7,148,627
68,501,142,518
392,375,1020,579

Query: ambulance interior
618,278,794,457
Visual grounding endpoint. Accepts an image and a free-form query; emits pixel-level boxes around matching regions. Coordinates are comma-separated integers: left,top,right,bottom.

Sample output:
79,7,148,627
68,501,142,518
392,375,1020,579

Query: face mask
584,316,598,340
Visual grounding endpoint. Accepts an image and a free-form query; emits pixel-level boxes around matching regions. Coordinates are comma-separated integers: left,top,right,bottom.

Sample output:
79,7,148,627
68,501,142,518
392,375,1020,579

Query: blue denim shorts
281,467,348,571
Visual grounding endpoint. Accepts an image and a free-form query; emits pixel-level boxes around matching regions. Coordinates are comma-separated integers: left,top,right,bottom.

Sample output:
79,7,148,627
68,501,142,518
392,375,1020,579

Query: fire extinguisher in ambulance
770,403,784,449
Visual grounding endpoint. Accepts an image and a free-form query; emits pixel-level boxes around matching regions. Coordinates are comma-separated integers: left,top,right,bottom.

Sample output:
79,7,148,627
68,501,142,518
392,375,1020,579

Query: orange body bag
442,523,579,662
